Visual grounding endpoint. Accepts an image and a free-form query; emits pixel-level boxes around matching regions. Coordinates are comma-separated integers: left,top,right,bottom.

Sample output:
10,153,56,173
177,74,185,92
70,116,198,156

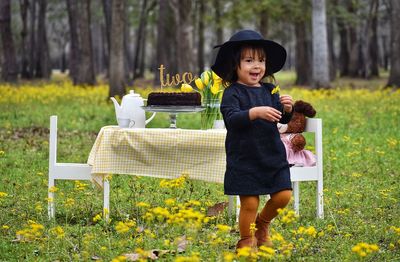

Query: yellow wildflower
49,226,65,239
0,192,8,198
223,252,235,262
111,255,127,262
352,242,379,257
236,246,251,257
165,198,176,206
216,224,231,232
136,202,151,208
48,186,58,193
115,220,136,234
64,198,75,207
93,213,102,222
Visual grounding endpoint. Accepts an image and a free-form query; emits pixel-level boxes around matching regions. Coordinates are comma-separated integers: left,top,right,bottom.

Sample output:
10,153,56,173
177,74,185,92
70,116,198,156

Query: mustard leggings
238,190,292,238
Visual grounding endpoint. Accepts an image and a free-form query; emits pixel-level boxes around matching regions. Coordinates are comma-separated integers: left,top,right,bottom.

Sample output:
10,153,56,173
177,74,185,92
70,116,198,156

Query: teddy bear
278,100,317,167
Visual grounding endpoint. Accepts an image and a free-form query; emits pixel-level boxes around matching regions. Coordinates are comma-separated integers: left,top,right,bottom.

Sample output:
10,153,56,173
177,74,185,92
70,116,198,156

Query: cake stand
142,106,205,128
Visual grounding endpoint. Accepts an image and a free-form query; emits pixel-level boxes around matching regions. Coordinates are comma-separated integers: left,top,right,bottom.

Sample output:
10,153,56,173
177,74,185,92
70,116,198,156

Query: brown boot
236,236,257,251
255,214,273,247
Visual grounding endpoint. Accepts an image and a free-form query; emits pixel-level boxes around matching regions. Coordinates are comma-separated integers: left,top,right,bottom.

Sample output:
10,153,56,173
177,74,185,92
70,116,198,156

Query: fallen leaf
176,235,188,253
124,253,140,261
206,202,228,216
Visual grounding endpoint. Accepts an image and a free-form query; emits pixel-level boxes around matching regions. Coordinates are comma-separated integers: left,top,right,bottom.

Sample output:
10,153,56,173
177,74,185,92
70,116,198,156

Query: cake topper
158,64,197,89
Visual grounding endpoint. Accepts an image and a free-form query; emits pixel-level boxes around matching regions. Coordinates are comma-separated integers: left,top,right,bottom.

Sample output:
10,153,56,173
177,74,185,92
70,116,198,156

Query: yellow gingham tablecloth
87,126,227,186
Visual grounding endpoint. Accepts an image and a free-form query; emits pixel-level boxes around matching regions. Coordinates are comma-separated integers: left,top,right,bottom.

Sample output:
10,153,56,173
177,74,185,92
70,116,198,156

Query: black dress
220,82,293,195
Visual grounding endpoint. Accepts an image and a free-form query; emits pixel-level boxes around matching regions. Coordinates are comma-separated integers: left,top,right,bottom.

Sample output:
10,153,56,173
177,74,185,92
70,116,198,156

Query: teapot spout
110,97,122,117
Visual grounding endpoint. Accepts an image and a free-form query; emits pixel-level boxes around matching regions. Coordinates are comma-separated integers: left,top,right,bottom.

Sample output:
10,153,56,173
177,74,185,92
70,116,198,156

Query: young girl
211,30,294,249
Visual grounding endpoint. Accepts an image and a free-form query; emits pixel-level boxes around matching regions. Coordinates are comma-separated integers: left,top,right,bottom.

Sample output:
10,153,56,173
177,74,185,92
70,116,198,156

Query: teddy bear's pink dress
280,134,316,167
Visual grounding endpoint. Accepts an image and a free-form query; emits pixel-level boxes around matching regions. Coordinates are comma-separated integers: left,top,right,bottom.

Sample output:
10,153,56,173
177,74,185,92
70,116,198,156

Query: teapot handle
145,112,157,125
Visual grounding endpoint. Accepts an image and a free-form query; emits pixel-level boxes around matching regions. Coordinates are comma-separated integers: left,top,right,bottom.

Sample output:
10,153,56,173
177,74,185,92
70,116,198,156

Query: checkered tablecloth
87,126,227,186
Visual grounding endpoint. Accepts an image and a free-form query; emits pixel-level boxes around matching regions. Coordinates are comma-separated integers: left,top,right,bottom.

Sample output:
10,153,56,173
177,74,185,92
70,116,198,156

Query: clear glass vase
201,99,222,130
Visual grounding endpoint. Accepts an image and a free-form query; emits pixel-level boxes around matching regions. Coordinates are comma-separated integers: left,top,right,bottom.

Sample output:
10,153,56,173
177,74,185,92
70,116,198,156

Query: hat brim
211,39,287,80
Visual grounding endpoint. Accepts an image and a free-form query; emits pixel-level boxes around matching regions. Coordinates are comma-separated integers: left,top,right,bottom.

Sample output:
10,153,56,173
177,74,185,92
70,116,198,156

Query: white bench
228,118,324,219
48,116,110,220
48,116,323,221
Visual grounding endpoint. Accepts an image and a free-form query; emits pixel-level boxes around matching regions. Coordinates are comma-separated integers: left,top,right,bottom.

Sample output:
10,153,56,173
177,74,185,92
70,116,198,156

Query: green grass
0,76,399,261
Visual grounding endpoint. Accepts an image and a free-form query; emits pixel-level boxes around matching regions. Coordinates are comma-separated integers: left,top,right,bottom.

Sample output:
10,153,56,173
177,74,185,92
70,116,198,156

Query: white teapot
111,90,156,128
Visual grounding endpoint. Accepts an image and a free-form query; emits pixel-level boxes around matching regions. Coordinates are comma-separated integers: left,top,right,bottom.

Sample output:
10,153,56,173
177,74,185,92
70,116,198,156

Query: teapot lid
125,90,141,97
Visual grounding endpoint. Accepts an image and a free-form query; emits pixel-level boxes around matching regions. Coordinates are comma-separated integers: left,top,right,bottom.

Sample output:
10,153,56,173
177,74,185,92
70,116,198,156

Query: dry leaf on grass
206,201,228,216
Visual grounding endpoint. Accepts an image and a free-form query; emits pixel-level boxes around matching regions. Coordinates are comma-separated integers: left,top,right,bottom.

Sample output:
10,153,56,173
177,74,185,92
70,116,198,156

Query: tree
133,0,156,79
109,0,126,98
66,0,95,85
19,0,30,78
196,0,205,75
154,0,176,84
170,0,193,74
36,0,51,78
312,0,330,88
386,0,400,88
0,0,18,82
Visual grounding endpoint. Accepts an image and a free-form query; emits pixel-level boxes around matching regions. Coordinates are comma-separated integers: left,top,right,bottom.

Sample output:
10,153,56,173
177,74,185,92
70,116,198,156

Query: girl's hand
280,94,294,113
249,106,282,122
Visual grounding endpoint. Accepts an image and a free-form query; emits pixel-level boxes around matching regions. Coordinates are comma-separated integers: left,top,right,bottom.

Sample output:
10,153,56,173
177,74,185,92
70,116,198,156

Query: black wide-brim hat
211,30,287,79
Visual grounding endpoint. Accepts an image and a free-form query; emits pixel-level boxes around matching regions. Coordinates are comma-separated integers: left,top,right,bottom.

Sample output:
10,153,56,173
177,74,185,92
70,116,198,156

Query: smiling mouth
250,73,259,78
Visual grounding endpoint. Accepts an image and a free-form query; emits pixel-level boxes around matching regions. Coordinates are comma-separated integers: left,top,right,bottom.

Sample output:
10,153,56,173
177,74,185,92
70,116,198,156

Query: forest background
1,0,400,260
0,0,400,95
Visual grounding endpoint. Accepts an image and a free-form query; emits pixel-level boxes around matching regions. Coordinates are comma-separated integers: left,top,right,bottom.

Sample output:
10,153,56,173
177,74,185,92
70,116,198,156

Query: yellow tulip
195,78,204,90
201,71,210,86
211,82,220,95
212,71,221,81
180,83,193,93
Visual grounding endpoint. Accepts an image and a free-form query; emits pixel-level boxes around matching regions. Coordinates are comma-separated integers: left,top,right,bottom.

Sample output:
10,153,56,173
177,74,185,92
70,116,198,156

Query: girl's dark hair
222,43,275,87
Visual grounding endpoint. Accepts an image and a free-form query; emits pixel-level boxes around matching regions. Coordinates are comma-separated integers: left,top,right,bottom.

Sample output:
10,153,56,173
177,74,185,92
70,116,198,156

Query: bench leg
228,196,240,222
228,195,234,216
103,177,110,222
48,177,55,219
292,182,299,216
316,180,324,219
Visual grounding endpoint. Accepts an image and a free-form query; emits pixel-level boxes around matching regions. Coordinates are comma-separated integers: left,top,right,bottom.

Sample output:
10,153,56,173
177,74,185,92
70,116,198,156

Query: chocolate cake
147,92,201,106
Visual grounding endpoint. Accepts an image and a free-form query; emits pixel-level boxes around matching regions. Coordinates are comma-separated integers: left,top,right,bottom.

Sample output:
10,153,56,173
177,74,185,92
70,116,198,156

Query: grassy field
0,72,399,261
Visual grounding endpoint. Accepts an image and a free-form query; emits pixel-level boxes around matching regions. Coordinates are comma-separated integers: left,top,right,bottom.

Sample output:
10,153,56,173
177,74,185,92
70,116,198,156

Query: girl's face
236,47,266,87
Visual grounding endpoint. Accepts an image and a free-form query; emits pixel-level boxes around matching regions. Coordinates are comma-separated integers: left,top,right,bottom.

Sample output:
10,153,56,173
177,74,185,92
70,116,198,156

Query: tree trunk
133,0,148,79
258,12,268,38
327,16,336,80
213,0,223,45
197,0,205,75
19,0,30,79
312,0,330,88
109,0,126,98
347,0,360,77
369,0,379,77
102,0,112,72
35,0,51,78
386,0,400,87
0,0,18,82
337,11,349,76
77,0,95,85
170,0,193,74
294,21,312,86
29,0,38,78
66,0,79,83
155,0,176,85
